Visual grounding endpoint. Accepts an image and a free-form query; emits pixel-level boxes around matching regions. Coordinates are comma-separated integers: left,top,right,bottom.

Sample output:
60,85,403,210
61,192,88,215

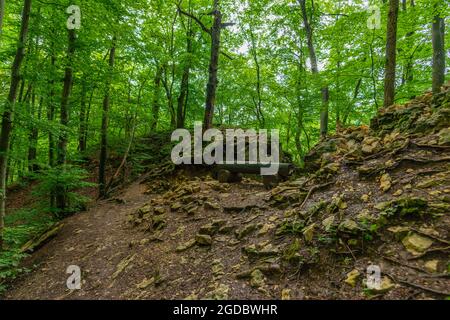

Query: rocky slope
122,85,450,299
4,85,449,300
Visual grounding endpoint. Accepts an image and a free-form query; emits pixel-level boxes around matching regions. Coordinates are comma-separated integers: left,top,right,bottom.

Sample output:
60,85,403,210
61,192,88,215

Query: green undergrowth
0,208,55,294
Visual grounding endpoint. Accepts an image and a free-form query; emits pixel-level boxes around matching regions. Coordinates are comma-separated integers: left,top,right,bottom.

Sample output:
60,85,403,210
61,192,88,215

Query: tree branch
220,51,234,60
176,4,211,35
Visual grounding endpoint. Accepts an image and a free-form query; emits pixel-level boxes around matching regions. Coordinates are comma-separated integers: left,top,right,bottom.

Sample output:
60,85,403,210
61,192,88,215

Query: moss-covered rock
376,197,428,217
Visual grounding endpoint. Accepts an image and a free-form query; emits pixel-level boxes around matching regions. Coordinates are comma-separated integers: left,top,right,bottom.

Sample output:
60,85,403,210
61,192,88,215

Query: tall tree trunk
56,28,76,212
383,0,399,108
177,12,193,129
18,79,26,103
249,27,265,128
98,37,116,198
47,54,56,168
151,65,163,131
320,87,329,138
299,0,318,74
0,0,5,44
27,93,41,173
432,14,445,94
298,0,329,139
203,0,222,130
78,79,88,152
0,0,32,250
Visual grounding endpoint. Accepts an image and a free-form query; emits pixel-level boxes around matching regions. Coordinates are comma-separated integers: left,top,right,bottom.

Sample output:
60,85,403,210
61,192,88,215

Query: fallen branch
298,181,334,210
396,278,450,296
21,223,64,253
411,142,450,150
408,246,450,260
380,254,430,274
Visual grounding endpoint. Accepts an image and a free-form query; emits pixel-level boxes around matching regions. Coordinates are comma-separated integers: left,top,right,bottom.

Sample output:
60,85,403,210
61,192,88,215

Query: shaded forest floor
2,87,450,300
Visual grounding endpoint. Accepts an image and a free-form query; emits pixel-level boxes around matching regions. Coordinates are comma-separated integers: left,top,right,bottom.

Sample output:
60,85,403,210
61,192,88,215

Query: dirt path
3,182,152,300
3,170,449,300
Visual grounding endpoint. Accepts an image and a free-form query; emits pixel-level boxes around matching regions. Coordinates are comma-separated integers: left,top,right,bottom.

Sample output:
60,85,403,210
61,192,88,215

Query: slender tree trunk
0,0,5,44
56,28,76,212
98,37,116,198
203,0,222,130
177,16,193,129
18,79,26,103
151,65,163,131
299,0,318,74
343,78,362,125
0,0,32,250
383,0,399,108
161,72,176,128
27,93,41,173
249,28,265,128
432,14,445,94
298,0,329,138
320,87,329,138
294,60,304,157
78,80,88,152
83,88,95,151
47,54,56,168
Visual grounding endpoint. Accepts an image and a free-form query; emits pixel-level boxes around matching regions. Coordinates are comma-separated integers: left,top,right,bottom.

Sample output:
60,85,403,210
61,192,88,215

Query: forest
0,0,449,301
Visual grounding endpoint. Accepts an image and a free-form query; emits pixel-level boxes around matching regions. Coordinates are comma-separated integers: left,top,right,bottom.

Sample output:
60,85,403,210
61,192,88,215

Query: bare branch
220,51,234,60
176,4,211,35
221,22,235,28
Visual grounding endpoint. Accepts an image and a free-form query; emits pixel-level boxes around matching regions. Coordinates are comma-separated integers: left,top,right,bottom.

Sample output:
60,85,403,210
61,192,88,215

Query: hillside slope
3,86,450,300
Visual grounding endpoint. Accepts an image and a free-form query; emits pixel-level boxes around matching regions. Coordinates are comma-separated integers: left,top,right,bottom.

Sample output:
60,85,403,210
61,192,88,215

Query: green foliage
282,238,302,264
276,218,305,236
0,208,54,292
32,165,95,217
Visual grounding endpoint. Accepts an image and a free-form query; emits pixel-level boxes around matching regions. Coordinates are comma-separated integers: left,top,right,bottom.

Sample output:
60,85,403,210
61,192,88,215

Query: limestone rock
137,277,155,289
257,223,274,236
205,284,229,300
204,201,220,210
236,224,258,240
367,276,395,294
344,269,360,287
438,127,450,145
387,226,410,240
281,289,291,300
322,216,335,232
380,173,392,192
356,209,372,222
424,260,439,273
199,223,218,236
362,137,380,154
303,223,316,243
218,225,235,234
195,234,212,246
176,239,196,252
339,219,359,233
250,269,265,288
402,233,433,255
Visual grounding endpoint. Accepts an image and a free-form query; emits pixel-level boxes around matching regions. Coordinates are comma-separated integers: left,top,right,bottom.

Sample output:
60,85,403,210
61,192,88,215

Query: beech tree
383,0,400,108
432,9,445,94
0,0,32,249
